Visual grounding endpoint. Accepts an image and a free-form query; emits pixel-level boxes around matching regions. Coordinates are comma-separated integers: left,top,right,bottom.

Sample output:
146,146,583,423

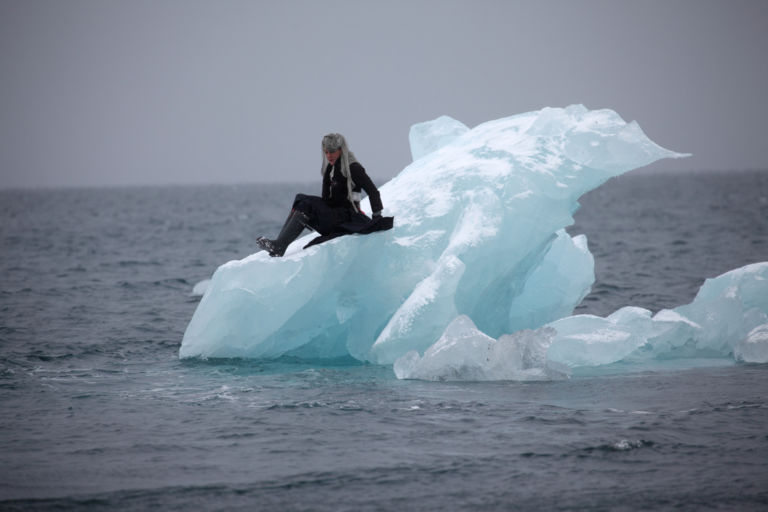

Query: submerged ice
393,315,568,382
179,104,766,376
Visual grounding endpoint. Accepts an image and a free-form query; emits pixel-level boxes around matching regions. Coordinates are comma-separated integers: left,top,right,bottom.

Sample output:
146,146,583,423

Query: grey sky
1,0,767,189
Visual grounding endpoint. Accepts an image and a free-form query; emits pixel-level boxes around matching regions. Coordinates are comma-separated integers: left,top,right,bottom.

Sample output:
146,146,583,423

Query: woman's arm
350,162,383,215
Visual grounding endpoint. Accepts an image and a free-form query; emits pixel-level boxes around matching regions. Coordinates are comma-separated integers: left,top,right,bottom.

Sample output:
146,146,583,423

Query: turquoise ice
177,105,766,375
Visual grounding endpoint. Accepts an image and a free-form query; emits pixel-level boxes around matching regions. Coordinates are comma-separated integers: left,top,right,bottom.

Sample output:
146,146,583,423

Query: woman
256,133,392,257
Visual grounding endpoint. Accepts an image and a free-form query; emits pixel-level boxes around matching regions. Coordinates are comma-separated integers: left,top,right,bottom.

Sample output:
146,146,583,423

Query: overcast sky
1,0,767,189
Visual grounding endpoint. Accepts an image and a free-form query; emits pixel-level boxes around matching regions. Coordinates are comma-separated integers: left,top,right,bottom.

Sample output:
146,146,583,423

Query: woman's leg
292,194,337,235
256,208,309,257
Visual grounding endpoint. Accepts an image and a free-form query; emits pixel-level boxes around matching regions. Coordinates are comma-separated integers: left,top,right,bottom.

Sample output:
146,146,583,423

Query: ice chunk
191,279,211,297
547,262,768,367
506,231,594,331
409,115,470,161
735,324,768,363
547,307,655,367
180,105,687,361
671,262,768,356
393,315,568,381
369,254,465,364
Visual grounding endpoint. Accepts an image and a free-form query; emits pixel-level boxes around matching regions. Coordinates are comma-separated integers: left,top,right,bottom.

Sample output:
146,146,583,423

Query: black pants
292,194,370,236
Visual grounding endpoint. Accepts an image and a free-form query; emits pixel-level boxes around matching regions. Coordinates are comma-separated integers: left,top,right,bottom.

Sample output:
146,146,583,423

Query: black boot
257,210,308,257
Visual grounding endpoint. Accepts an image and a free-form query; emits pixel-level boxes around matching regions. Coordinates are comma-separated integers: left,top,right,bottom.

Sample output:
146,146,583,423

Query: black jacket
322,161,383,214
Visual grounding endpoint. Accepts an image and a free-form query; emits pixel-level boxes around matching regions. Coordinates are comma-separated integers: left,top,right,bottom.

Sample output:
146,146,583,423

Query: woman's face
324,148,342,165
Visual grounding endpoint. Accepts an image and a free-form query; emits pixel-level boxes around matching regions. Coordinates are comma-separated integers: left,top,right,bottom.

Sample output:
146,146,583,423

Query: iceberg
180,105,691,367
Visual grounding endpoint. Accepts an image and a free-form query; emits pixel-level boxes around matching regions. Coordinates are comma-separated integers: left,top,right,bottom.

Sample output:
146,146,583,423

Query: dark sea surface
1,169,767,511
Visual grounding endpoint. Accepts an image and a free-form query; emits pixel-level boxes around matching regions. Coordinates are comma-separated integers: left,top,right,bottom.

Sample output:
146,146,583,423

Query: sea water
1,170,767,510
